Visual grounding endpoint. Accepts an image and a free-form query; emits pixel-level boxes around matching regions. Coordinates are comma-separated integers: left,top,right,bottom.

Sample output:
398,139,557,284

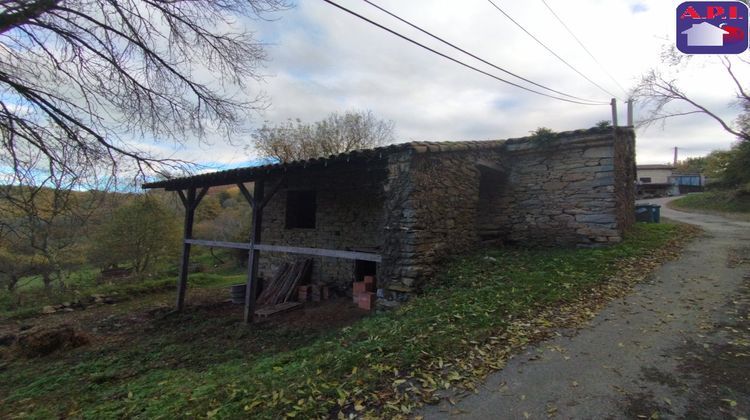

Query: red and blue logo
677,1,749,54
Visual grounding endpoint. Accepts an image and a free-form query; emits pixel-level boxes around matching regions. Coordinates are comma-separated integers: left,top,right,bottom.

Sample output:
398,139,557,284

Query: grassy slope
0,224,695,419
669,190,750,216
0,251,244,319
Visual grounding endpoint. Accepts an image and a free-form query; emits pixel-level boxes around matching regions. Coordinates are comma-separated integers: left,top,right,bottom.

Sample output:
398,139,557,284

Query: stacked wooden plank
256,259,312,307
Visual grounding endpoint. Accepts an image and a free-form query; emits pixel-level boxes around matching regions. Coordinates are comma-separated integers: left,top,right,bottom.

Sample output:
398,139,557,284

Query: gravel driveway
421,197,750,419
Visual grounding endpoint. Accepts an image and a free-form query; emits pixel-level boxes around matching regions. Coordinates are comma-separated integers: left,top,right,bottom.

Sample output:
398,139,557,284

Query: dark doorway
354,259,377,283
477,165,507,243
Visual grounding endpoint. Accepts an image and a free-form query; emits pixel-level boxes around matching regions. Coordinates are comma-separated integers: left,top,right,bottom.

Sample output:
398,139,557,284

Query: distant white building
637,164,675,185
681,22,728,47
636,164,705,197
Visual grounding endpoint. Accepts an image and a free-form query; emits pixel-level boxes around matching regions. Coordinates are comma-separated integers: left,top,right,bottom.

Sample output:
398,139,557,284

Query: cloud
167,0,742,168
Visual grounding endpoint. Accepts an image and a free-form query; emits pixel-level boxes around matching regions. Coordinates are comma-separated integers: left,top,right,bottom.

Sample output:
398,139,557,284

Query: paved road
422,197,750,419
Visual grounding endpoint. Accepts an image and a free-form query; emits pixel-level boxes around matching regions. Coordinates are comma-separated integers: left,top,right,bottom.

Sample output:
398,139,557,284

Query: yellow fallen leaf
244,400,262,411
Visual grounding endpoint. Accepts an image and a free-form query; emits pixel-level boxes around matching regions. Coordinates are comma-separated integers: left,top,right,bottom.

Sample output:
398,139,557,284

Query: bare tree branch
633,62,750,142
0,0,290,182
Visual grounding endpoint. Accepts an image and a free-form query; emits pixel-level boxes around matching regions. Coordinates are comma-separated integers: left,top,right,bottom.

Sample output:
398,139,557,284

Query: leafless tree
0,0,290,181
633,49,750,142
252,110,395,162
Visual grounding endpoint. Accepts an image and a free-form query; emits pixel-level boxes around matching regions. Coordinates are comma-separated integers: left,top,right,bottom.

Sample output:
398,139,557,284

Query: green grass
0,248,245,319
0,272,245,320
670,190,750,215
0,224,689,419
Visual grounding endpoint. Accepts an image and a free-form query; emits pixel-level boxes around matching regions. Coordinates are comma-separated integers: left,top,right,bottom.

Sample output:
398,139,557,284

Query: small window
286,190,316,229
639,177,652,183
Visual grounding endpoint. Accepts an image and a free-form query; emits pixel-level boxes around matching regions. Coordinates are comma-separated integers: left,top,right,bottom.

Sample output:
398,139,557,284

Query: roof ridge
143,125,626,190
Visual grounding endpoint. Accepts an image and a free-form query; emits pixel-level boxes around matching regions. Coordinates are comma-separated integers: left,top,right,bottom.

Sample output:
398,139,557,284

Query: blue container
635,204,661,223
653,205,661,223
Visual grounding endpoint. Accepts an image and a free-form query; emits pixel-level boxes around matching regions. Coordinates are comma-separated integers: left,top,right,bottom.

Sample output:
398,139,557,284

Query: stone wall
380,146,507,288
380,127,636,289
613,128,636,230
257,162,388,287
254,127,636,292
497,129,630,246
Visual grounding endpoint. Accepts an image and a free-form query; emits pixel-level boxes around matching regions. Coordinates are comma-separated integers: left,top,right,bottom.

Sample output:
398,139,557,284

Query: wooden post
175,186,208,312
176,187,196,311
611,98,618,128
244,180,265,323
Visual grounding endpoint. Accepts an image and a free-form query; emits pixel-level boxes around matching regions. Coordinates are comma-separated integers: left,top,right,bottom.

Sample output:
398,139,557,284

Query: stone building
144,126,636,318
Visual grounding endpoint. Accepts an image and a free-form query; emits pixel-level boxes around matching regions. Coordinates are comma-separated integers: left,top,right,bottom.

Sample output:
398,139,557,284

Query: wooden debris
256,259,312,308
254,302,302,318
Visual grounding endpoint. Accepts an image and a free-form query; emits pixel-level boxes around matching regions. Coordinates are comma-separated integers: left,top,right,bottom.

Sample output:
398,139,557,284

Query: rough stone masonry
257,126,636,291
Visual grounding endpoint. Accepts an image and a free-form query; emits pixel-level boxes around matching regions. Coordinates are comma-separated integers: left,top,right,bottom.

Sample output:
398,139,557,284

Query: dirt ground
421,197,750,419
0,286,367,358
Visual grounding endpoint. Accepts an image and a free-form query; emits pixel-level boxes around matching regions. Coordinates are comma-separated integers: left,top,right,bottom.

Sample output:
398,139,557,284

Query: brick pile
353,275,376,310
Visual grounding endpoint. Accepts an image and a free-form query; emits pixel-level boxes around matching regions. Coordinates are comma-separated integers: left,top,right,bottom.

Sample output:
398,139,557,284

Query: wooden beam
255,244,382,262
185,239,252,249
176,187,197,311
176,189,188,208
237,182,254,208
184,239,382,262
244,179,264,324
194,186,209,208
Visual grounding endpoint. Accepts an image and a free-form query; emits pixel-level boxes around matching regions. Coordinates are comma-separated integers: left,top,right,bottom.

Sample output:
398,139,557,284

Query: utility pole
627,99,634,126
611,98,618,127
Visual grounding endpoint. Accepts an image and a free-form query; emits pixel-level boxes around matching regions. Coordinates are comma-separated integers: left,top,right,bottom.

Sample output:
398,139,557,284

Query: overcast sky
173,0,748,168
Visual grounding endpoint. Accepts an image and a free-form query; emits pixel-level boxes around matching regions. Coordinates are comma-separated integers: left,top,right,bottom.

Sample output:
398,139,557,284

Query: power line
361,0,607,104
540,0,629,97
322,0,608,106
484,0,622,100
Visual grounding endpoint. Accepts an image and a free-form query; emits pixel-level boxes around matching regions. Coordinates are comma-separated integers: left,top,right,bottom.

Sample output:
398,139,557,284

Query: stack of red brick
353,276,376,310
298,284,330,303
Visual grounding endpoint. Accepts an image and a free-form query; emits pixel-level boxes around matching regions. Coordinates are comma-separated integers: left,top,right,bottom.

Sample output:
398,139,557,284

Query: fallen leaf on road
721,398,737,407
